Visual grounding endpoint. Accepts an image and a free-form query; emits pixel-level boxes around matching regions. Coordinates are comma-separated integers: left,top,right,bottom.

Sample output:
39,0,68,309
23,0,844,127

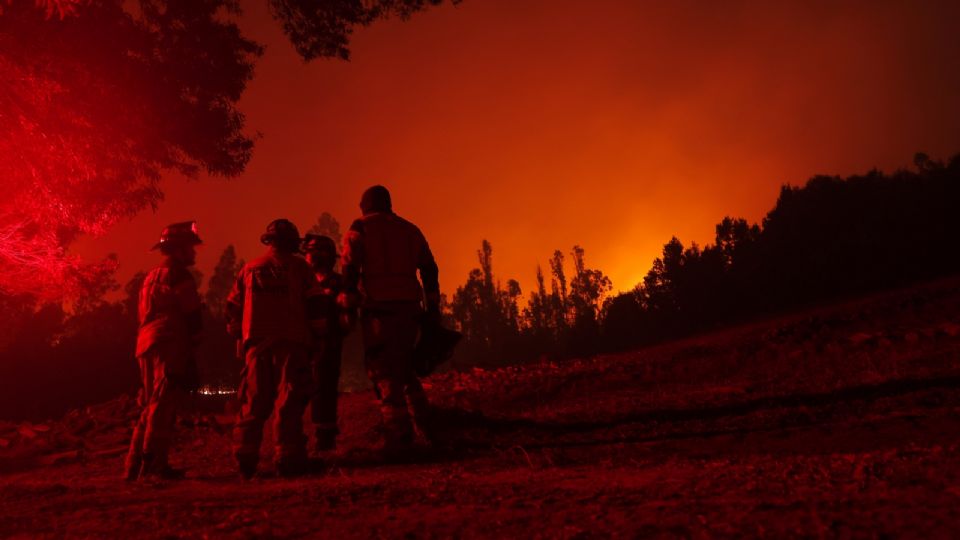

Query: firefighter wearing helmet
125,221,203,481
302,233,353,453
340,185,441,459
226,219,318,478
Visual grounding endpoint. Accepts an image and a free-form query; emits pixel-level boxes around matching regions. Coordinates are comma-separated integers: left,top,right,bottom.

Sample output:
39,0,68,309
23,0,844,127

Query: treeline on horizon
445,152,960,364
1,153,958,420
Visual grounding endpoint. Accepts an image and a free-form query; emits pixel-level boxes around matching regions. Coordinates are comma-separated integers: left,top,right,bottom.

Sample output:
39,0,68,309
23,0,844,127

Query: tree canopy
0,0,457,299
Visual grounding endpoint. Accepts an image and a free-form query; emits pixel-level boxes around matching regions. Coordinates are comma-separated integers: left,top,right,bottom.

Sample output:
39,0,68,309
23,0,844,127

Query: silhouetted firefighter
302,234,352,452
227,219,315,478
340,185,446,459
125,222,203,481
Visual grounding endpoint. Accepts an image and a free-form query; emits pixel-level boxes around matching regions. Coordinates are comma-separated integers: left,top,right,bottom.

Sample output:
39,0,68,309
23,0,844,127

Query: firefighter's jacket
341,212,439,304
226,248,315,346
136,263,202,357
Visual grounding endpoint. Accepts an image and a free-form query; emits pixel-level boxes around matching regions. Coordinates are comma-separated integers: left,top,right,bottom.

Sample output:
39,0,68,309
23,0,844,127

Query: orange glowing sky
74,0,960,297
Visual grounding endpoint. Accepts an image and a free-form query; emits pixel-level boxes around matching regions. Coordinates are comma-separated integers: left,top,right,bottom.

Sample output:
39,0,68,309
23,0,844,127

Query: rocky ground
2,277,960,538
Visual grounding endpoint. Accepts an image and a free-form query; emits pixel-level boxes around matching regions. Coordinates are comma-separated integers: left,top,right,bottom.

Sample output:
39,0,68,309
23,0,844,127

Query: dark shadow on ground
428,372,960,453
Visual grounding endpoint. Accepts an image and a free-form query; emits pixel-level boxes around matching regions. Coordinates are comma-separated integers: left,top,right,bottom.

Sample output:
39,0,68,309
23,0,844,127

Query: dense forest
446,153,960,363
1,153,958,420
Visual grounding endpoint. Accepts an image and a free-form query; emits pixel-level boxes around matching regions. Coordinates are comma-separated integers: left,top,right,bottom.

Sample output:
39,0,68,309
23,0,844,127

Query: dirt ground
2,277,960,538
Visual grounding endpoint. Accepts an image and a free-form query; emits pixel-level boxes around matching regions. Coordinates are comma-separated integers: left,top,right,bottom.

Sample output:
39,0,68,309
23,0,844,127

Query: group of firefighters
124,185,447,480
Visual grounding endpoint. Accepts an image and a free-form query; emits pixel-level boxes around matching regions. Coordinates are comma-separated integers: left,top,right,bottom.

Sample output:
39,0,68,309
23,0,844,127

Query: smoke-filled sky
74,0,960,297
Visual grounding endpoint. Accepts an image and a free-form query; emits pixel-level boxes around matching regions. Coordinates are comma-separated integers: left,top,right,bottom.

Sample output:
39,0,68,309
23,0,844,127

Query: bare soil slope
2,277,960,538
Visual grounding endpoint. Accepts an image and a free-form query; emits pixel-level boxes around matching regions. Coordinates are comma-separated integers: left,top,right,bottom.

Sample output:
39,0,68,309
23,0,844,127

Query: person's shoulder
142,266,165,287
391,213,421,231
349,216,367,232
286,254,312,274
291,254,311,268
148,265,192,287
397,214,427,240
167,265,196,286
245,253,273,269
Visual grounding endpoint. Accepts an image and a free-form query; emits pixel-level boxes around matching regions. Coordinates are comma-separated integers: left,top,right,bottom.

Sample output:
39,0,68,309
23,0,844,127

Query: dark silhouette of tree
450,240,530,363
0,290,137,421
548,250,569,334
567,245,612,353
0,0,456,300
569,245,612,326
715,217,760,269
123,271,147,321
503,278,523,334
453,242,503,346
524,265,552,340
448,242,612,364
602,152,960,351
308,212,343,245
0,0,261,298
269,0,461,60
600,289,643,351
640,237,683,320
205,245,244,318
451,268,485,345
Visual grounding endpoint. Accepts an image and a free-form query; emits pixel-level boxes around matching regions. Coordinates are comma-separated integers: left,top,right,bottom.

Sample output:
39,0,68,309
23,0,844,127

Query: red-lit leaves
0,1,260,299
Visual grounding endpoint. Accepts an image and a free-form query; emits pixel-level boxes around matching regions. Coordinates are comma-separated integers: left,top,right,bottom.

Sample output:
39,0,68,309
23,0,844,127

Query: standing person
339,185,441,458
226,219,315,478
125,221,203,481
302,234,351,452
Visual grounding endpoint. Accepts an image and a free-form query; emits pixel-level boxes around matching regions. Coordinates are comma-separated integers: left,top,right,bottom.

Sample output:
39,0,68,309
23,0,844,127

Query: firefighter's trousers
126,340,188,471
310,335,343,435
234,340,312,467
361,302,428,448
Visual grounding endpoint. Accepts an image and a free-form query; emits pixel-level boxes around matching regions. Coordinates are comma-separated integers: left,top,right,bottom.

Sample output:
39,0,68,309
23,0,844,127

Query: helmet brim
152,236,202,251
261,233,302,246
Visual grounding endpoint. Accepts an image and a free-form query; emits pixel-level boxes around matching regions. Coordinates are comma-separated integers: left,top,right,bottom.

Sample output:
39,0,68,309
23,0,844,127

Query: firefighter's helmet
260,218,301,247
151,221,202,251
302,234,338,255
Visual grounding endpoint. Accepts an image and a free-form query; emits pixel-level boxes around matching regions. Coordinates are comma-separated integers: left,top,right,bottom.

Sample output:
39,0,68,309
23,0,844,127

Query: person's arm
302,262,327,337
338,219,364,309
225,268,245,340
333,273,356,333
418,232,441,317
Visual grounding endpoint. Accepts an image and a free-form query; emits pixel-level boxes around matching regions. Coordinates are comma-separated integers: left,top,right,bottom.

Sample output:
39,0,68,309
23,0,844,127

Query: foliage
0,0,261,298
268,0,461,60
307,211,343,246
445,153,960,366
205,245,243,319
602,153,960,351
449,240,610,365
0,243,242,420
0,0,453,301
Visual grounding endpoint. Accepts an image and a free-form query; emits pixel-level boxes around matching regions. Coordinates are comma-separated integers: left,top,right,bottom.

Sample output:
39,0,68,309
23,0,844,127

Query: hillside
2,276,960,538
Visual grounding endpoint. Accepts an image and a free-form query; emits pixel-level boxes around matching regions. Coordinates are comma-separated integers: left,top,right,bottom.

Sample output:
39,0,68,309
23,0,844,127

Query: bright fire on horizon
73,0,960,298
